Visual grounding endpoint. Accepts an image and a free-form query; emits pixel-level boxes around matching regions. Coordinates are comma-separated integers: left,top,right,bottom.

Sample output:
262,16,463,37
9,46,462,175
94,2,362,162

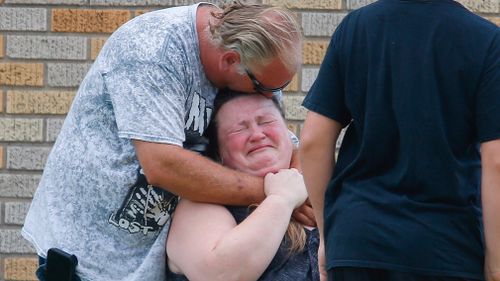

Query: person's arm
290,147,317,227
300,111,343,280
290,148,301,170
481,139,500,281
134,140,265,205
167,169,307,281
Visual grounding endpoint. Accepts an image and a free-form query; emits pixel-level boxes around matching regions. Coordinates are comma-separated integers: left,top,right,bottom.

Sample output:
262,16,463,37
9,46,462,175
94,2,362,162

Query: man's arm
300,111,343,280
289,147,317,227
134,140,265,205
481,139,500,281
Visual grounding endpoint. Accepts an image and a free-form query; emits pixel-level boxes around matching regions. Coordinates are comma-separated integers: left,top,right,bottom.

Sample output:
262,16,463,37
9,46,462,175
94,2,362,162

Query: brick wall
0,0,498,280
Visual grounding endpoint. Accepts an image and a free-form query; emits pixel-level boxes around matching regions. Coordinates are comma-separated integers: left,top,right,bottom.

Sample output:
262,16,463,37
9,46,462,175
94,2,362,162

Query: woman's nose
249,125,266,141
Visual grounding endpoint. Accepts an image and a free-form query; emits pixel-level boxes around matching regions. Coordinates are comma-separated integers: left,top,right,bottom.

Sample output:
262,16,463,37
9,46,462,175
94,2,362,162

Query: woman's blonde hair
251,203,306,254
284,218,306,254
209,0,302,73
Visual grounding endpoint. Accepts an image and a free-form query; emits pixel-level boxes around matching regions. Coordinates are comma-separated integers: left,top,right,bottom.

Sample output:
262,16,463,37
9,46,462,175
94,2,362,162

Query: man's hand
292,199,316,227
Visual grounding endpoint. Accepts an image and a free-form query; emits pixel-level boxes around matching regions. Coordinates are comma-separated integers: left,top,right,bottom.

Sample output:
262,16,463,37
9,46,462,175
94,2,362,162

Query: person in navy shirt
300,0,500,281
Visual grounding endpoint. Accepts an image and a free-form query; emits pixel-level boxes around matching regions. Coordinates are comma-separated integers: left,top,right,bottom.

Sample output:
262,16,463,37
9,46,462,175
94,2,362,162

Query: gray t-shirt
22,3,217,281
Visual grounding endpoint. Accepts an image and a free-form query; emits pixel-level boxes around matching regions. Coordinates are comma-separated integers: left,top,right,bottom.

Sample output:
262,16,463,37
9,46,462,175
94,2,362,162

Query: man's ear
219,50,241,71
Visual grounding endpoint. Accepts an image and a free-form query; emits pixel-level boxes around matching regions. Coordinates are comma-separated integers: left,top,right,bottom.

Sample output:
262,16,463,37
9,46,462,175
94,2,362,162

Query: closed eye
258,119,277,125
229,126,246,134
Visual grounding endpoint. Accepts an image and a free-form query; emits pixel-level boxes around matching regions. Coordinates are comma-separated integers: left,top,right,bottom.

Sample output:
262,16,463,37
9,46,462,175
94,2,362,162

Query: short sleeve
103,62,187,146
476,30,500,143
302,20,351,128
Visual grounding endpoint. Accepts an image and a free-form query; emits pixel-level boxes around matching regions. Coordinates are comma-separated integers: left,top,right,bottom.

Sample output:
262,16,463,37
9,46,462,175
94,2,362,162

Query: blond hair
209,0,302,73
284,219,307,254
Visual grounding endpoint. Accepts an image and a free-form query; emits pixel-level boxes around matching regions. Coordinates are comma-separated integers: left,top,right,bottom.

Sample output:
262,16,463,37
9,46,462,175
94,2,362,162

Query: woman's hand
264,168,308,209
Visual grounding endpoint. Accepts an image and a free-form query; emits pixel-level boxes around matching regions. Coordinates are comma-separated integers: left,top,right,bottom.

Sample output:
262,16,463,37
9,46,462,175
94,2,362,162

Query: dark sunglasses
245,68,291,96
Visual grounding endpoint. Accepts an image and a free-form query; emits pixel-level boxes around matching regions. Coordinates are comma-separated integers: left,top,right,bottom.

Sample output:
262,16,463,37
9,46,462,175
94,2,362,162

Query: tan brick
4,257,38,281
263,0,342,10
303,41,330,65
284,75,299,92
0,63,43,86
91,37,107,60
485,16,500,26
456,0,499,13
0,145,4,169
0,35,4,58
6,90,75,114
52,9,131,33
0,90,3,113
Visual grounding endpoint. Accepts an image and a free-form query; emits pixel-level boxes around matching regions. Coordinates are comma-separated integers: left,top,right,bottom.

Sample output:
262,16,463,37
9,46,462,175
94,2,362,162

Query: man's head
205,89,293,177
201,1,302,96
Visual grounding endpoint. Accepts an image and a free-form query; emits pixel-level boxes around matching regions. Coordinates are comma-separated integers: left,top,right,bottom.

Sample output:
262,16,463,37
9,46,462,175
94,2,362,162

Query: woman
166,90,319,281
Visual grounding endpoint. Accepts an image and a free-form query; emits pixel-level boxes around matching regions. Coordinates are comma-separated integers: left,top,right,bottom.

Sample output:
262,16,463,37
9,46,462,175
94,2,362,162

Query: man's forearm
299,111,342,234
134,140,265,205
481,139,500,281
300,143,334,235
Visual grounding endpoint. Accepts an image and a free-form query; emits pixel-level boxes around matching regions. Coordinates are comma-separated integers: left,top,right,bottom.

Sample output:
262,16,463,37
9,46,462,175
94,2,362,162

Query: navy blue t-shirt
303,0,500,279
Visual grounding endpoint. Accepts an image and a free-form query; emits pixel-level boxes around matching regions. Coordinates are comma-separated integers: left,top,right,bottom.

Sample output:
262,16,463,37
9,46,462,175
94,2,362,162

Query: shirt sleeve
302,19,352,128
476,30,500,143
103,61,187,146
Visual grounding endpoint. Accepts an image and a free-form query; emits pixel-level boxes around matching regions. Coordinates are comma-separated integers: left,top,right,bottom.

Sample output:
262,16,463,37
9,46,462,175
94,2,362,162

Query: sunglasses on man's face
245,68,291,96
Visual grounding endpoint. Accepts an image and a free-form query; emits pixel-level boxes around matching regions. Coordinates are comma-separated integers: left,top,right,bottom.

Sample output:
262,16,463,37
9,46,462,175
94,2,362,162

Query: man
300,0,499,281
22,2,309,281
